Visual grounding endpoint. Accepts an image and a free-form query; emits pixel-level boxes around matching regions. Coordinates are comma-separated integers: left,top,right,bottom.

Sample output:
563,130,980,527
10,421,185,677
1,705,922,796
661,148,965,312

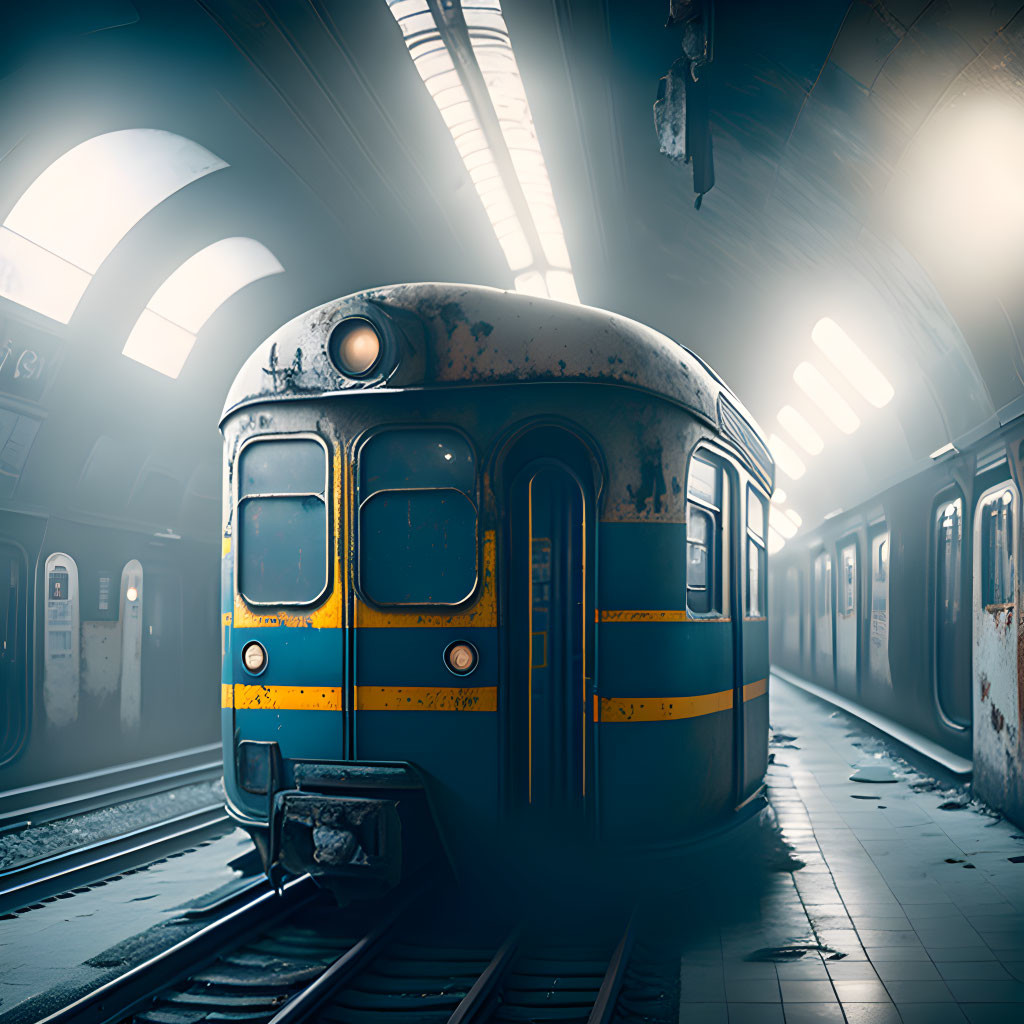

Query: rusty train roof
220,282,772,483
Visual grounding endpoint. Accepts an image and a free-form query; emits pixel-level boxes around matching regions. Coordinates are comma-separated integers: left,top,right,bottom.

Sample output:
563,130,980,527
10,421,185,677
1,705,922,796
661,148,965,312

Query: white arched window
0,129,227,323
122,237,284,378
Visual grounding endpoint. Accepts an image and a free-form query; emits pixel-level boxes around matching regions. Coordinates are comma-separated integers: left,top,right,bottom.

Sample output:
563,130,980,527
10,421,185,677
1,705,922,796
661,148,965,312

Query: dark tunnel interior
3,2,1024,1022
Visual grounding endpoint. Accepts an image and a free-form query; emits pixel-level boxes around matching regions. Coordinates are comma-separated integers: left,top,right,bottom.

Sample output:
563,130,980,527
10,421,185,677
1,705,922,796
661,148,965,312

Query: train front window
358,428,478,606
686,454,723,616
236,436,329,606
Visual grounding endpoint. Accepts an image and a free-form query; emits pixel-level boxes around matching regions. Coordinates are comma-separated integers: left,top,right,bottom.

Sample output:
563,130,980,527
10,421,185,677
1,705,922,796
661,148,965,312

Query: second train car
219,282,774,894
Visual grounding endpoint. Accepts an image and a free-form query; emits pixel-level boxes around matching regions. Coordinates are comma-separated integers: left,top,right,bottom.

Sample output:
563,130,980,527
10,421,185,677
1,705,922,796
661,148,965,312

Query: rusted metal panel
222,284,742,431
972,478,1024,821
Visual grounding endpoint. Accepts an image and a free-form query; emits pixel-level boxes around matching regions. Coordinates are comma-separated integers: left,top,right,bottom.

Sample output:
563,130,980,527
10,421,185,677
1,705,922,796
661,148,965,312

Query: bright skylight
778,405,824,455
770,507,798,539
0,130,226,324
793,362,860,434
387,0,578,303
123,237,282,379
768,433,806,481
811,317,894,408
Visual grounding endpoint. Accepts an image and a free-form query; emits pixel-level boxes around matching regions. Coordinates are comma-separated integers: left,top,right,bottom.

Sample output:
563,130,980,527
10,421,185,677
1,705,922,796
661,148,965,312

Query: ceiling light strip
387,0,577,302
812,317,894,408
793,361,860,434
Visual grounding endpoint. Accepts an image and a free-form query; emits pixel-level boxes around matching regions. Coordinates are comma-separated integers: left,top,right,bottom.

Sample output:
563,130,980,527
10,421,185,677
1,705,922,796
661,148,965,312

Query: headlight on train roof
328,318,381,378
241,639,268,675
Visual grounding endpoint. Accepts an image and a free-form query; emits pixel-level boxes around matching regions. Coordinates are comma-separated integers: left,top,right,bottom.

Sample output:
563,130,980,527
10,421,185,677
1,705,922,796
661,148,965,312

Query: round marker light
328,318,381,377
126,586,138,602
242,640,268,675
444,640,478,676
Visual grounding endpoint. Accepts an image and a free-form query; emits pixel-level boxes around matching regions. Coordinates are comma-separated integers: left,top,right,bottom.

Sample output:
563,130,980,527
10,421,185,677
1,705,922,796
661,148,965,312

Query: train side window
936,499,962,626
686,454,723,616
839,544,856,616
236,436,329,606
981,487,1015,607
358,428,478,605
746,487,767,617
813,552,832,616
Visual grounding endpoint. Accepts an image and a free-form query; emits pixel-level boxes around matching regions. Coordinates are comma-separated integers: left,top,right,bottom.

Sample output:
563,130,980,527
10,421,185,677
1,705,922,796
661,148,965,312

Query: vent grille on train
718,396,773,487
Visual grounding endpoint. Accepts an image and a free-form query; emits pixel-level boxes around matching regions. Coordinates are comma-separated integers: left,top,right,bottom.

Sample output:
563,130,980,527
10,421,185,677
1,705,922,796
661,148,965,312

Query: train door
740,485,769,802
812,550,835,686
835,539,859,697
934,495,969,728
504,429,595,832
686,451,739,812
0,542,27,764
868,526,892,690
972,479,1021,810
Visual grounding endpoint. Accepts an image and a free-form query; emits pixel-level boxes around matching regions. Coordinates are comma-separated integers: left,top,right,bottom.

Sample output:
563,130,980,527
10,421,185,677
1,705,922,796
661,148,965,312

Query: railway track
0,803,231,916
0,745,222,834
39,878,641,1024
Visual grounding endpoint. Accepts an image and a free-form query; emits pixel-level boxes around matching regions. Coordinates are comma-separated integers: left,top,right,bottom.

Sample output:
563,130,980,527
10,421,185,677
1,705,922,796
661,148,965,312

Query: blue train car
219,283,774,895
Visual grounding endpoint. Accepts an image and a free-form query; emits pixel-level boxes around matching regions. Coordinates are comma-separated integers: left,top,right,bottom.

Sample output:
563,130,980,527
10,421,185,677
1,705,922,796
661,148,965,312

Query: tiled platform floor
0,828,255,1023
678,676,1024,1024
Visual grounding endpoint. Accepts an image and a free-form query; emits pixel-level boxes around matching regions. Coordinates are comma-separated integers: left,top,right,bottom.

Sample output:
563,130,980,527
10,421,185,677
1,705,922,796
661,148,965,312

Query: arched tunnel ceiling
2,0,1024,538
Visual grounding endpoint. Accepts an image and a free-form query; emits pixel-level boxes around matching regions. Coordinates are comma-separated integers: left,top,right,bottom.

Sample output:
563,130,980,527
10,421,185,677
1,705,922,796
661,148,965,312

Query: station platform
0,828,258,1023
677,676,1024,1024
1,678,1022,1023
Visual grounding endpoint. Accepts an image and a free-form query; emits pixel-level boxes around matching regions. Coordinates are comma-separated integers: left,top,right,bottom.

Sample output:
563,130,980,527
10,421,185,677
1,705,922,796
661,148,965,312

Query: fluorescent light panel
770,507,798,540
794,362,860,434
812,317,894,408
0,129,226,323
778,404,824,455
771,489,787,505
387,0,578,303
930,442,958,459
768,433,806,481
123,237,283,379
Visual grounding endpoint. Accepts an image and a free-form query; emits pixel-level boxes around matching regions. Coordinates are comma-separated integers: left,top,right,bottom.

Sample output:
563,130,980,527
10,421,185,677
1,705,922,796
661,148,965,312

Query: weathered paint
219,283,775,875
597,678,766,722
973,481,1024,821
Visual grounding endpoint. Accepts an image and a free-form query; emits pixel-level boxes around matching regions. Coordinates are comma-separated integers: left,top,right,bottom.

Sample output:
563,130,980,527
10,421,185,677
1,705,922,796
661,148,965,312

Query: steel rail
266,883,427,1024
446,928,522,1024
0,803,230,915
0,745,222,832
36,874,316,1024
587,912,637,1024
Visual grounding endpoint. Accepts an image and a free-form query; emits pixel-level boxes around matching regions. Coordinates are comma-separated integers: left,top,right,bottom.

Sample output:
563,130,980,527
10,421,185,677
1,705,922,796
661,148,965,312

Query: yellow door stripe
355,686,497,712
597,609,688,623
228,684,343,711
743,678,768,701
597,678,768,722
222,683,498,712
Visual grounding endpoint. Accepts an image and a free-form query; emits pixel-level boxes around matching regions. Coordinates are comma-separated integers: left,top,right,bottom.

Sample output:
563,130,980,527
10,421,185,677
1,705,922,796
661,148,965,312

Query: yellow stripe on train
222,679,767,718
596,678,768,722
222,683,497,712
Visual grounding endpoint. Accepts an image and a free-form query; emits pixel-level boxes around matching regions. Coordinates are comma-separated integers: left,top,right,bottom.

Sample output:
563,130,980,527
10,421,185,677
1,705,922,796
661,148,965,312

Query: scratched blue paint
355,626,497,686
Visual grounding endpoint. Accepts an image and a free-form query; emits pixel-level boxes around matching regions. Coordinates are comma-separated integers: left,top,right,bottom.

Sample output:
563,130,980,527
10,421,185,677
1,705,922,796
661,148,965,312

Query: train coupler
274,792,402,898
